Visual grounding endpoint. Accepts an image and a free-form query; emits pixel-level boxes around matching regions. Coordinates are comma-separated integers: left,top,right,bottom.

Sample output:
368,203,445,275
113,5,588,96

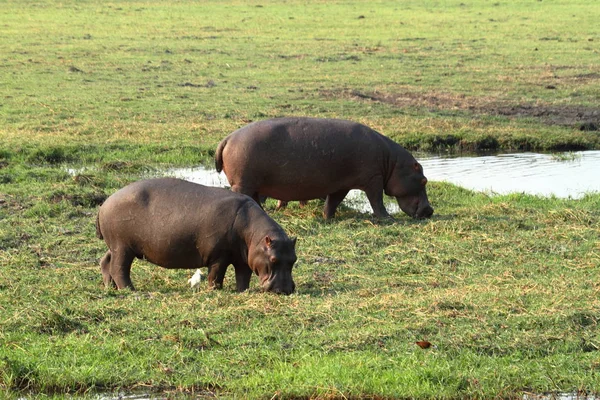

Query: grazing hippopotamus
215,117,434,219
95,178,297,294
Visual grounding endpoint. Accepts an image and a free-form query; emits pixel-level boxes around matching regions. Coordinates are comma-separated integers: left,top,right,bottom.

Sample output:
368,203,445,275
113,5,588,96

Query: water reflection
169,151,600,215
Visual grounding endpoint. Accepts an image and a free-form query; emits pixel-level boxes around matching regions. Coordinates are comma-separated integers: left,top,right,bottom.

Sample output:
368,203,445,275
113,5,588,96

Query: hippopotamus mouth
415,202,434,219
260,273,295,295
396,196,434,219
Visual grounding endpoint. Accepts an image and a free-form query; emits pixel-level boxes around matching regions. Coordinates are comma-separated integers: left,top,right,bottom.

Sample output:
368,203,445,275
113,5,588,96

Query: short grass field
1,0,600,399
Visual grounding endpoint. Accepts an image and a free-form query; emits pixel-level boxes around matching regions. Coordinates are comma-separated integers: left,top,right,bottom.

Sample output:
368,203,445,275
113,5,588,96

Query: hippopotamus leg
107,248,136,290
100,250,116,289
234,263,253,292
364,178,391,218
207,262,229,289
276,200,309,210
231,184,261,207
324,189,350,219
276,200,288,210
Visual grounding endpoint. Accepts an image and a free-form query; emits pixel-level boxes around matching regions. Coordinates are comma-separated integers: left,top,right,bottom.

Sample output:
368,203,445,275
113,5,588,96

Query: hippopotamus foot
234,264,253,292
276,200,309,210
368,199,392,219
323,189,349,219
275,200,288,210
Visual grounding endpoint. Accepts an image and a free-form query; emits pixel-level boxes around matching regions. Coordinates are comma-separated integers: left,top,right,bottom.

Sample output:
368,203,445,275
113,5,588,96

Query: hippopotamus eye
269,256,278,264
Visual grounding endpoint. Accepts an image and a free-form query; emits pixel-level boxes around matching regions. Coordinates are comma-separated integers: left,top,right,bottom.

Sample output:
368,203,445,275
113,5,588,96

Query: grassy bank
2,0,600,399
1,162,599,398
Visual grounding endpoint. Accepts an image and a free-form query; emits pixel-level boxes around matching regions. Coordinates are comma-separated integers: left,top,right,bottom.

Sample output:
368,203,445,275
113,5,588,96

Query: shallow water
523,393,599,400
418,150,600,199
167,165,391,213
169,151,600,215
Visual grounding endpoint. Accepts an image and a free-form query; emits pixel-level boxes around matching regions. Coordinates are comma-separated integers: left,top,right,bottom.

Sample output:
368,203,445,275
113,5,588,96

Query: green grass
1,166,600,398
1,0,599,155
2,0,600,398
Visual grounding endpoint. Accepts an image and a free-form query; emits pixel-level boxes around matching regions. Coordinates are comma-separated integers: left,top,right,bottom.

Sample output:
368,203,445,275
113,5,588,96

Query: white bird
188,269,203,290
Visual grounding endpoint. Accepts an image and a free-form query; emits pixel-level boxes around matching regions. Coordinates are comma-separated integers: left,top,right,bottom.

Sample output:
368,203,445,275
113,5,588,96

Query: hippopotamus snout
261,273,295,295
416,202,434,219
396,194,434,219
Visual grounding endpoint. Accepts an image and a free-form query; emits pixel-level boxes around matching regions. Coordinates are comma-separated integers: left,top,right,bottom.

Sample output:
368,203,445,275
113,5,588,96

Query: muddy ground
322,89,600,132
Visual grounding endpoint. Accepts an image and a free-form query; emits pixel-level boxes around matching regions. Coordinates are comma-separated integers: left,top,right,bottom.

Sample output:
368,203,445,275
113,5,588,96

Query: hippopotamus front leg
234,263,253,292
366,190,392,218
364,179,391,219
323,189,350,219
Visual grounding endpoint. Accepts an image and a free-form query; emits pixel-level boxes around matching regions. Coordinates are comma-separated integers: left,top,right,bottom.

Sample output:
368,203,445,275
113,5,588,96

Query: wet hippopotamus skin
215,117,434,219
95,178,297,294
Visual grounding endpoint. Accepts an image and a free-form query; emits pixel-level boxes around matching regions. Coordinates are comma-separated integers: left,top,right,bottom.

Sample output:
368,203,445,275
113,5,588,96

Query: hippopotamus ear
291,237,297,247
265,236,272,247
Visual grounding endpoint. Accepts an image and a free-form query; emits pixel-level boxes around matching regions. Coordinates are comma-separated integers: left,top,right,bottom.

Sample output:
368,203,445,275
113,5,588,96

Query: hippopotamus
215,117,434,219
95,178,297,294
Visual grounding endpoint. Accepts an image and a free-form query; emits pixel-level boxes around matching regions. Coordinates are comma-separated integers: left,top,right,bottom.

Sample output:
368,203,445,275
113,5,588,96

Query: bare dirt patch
322,89,600,131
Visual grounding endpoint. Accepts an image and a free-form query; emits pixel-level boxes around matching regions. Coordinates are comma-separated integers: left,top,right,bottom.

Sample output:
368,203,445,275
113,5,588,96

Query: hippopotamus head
249,236,297,295
385,160,434,219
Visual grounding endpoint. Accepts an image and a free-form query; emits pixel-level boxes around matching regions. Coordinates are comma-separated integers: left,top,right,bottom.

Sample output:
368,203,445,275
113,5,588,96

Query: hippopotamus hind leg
207,261,229,289
276,200,288,210
231,184,262,207
277,200,308,210
323,189,349,219
100,250,116,289
109,248,136,290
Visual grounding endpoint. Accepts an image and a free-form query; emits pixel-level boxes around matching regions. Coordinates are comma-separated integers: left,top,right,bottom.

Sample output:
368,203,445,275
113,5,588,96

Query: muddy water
168,151,600,214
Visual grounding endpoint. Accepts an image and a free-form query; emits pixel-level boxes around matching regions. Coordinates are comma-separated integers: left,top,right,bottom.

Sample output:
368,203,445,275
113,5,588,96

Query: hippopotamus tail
215,138,227,173
95,213,104,240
